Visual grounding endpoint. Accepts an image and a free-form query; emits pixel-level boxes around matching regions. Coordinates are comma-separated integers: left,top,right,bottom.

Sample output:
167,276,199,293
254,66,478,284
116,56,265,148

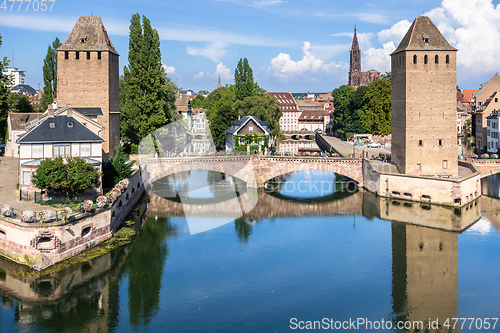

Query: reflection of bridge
144,155,363,188
146,189,481,232
147,190,363,219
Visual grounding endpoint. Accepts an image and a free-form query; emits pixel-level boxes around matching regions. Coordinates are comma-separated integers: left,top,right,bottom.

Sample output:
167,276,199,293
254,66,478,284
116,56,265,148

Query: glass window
32,144,43,158
54,144,70,157
23,171,31,185
81,143,91,157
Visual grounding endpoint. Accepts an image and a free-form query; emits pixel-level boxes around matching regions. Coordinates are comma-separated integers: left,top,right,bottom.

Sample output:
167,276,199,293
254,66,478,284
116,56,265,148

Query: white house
17,107,104,191
486,110,500,153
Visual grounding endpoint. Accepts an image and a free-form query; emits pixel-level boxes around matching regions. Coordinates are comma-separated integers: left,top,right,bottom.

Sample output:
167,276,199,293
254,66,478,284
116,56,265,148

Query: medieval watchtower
57,16,120,158
391,16,458,176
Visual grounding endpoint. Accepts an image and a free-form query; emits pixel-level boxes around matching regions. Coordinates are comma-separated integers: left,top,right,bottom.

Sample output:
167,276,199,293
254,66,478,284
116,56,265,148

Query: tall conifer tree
121,14,177,146
234,58,256,100
40,37,61,112
0,34,10,141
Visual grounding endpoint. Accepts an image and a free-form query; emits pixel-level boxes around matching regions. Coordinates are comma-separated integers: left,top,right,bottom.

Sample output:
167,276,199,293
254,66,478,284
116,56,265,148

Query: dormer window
422,34,430,44
67,122,74,128
80,36,87,43
49,122,55,129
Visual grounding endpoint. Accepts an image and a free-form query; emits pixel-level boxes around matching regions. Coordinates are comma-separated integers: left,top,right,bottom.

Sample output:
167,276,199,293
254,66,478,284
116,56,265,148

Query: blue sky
1,0,500,93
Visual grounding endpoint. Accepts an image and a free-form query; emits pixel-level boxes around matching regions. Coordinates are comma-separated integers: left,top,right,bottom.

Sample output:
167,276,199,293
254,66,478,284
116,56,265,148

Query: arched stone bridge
143,155,363,188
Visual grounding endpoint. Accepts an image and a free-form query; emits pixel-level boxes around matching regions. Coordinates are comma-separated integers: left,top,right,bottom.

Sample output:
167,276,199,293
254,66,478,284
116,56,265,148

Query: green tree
331,85,355,138
0,34,10,142
234,58,262,100
205,85,237,148
121,14,177,146
40,37,61,112
103,146,135,188
359,78,392,135
234,94,283,143
190,93,205,109
32,157,101,198
8,94,34,113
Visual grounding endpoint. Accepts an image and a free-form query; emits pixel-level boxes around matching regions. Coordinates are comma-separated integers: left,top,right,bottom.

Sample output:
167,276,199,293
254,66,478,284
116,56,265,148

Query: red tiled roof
298,110,325,121
461,89,477,103
266,92,299,111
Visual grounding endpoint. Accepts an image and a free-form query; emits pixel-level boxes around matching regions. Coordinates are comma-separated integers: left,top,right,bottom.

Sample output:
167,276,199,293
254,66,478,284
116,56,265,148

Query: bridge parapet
143,155,364,187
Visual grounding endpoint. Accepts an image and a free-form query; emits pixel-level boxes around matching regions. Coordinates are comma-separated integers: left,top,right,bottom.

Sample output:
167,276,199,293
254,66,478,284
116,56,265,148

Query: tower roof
351,26,359,50
392,16,456,55
58,16,118,55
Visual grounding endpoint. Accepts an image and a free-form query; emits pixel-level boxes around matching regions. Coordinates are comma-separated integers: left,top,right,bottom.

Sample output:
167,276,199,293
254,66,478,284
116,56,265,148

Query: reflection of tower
392,223,458,332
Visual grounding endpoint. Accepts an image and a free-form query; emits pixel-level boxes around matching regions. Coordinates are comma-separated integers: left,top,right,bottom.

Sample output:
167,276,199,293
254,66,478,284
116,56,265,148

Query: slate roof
226,116,270,135
9,113,42,131
10,84,37,95
17,115,104,144
58,16,118,54
71,107,103,116
392,16,457,55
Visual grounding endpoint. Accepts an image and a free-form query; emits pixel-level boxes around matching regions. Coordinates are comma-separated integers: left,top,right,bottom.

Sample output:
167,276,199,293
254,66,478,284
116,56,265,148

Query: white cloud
254,0,285,5
215,63,233,80
187,42,228,62
192,63,233,81
193,71,206,80
162,63,178,76
364,0,500,78
0,13,289,48
268,41,347,81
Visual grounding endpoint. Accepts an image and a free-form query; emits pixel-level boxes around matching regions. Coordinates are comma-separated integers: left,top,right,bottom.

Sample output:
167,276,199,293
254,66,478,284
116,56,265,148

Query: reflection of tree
126,216,177,328
234,218,254,244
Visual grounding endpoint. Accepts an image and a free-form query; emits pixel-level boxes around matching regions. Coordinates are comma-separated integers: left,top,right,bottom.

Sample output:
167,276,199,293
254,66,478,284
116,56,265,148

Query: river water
1,170,500,332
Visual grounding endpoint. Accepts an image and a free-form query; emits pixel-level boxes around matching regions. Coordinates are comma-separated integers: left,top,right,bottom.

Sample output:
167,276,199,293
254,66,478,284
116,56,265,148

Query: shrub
1,205,13,217
82,200,93,212
60,207,72,221
96,195,108,208
38,210,54,223
21,210,35,223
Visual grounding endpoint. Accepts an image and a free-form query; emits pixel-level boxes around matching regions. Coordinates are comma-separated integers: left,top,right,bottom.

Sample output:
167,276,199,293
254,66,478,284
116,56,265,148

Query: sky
1,0,500,93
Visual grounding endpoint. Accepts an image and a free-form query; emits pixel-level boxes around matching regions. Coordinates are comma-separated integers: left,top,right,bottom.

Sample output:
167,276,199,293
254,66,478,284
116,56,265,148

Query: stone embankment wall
363,160,481,207
0,168,145,269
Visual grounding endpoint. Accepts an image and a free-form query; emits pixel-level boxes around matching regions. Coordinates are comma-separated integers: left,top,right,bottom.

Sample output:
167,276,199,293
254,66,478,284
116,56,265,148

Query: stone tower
391,16,458,176
348,27,361,87
57,16,120,158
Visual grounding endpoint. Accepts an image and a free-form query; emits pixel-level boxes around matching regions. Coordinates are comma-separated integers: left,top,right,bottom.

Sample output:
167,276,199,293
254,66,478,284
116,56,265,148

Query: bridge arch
144,156,363,189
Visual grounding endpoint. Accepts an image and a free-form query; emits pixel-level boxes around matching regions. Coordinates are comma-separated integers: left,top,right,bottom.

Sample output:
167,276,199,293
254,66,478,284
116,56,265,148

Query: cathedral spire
216,75,222,89
352,26,359,50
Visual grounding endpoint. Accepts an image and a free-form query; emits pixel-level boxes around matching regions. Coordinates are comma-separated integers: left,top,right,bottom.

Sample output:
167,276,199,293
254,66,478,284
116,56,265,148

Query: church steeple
349,26,362,87
352,26,359,50
216,75,222,89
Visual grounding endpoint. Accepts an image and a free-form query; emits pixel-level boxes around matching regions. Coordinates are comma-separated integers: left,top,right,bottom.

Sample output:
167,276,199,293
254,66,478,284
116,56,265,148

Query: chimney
48,104,54,117
67,106,73,118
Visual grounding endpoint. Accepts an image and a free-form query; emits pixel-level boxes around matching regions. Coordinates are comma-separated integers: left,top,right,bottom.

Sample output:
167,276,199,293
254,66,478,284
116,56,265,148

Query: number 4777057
1,0,56,11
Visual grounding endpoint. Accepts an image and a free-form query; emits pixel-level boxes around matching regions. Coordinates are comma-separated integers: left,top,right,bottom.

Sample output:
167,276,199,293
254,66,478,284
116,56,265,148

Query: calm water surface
1,170,500,332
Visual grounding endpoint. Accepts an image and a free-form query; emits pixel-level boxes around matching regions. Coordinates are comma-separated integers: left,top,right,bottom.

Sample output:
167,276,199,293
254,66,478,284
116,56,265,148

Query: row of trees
331,76,391,139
